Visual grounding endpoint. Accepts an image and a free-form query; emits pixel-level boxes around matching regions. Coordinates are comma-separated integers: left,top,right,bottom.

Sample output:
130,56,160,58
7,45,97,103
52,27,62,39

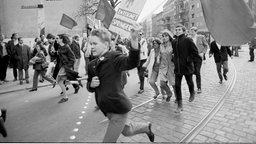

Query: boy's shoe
58,98,68,104
146,123,154,142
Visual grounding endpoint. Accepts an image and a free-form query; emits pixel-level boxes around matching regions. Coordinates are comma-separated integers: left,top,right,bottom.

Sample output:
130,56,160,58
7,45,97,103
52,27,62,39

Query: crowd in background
0,23,255,140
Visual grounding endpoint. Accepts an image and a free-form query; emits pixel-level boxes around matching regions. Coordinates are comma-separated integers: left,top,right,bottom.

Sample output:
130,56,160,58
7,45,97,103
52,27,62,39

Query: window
191,4,195,10
191,13,195,18
197,3,200,8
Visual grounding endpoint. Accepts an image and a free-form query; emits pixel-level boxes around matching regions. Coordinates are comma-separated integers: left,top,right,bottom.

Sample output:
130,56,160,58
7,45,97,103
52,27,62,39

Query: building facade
0,0,97,38
162,0,176,32
188,0,207,31
152,12,164,37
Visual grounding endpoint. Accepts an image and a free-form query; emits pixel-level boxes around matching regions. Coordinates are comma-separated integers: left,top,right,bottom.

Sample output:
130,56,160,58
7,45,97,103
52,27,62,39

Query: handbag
41,61,49,69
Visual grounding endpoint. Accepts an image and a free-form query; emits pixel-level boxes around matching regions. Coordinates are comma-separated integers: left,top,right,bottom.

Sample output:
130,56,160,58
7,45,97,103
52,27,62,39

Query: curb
0,77,87,95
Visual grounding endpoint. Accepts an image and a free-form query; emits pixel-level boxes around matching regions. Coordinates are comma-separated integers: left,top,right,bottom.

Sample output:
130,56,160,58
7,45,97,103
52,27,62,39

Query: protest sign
109,0,146,37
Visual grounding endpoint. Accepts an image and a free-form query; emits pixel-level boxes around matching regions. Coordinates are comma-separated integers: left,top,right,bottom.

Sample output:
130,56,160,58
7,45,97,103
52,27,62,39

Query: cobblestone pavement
112,57,230,142
192,49,256,143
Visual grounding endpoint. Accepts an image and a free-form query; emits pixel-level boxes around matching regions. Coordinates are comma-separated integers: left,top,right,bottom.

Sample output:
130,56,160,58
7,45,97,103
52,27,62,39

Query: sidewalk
0,65,87,95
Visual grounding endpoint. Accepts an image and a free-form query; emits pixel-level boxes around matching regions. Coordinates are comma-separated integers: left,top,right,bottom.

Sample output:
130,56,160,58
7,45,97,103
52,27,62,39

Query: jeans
175,74,195,101
249,48,254,61
137,59,147,90
18,69,29,81
193,60,202,89
216,61,228,81
32,69,55,89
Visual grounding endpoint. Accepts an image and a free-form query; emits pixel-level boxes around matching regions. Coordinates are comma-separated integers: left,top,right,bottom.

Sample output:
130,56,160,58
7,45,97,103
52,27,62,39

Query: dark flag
200,0,256,46
60,13,78,29
95,0,116,28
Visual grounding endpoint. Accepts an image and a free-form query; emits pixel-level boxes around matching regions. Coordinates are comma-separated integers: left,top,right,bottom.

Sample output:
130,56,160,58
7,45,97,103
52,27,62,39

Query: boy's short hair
91,28,111,44
176,24,186,32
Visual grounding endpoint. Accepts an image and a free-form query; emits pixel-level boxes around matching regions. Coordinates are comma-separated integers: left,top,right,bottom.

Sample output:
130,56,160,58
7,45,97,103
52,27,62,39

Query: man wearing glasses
172,24,200,113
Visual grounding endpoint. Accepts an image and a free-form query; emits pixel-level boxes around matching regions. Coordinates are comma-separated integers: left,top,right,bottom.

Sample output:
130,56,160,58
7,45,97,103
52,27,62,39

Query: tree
76,0,120,34
76,0,120,17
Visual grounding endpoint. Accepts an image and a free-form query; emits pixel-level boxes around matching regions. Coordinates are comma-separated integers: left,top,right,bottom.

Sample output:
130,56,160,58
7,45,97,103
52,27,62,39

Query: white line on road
81,111,85,114
76,122,82,125
79,116,83,119
70,135,76,140
73,128,79,132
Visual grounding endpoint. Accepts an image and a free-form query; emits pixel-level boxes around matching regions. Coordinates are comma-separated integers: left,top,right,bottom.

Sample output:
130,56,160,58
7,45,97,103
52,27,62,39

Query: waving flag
60,14,78,29
95,0,116,28
200,0,256,46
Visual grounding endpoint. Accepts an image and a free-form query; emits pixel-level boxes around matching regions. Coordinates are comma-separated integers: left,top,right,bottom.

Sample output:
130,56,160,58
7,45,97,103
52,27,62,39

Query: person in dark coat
70,35,81,72
6,33,19,81
189,27,209,94
248,37,256,62
87,28,154,143
0,34,10,84
13,37,31,85
172,24,199,113
209,41,233,84
56,34,81,103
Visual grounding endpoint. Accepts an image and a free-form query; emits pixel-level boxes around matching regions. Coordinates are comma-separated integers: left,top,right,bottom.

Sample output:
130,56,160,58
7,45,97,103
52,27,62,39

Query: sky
137,0,168,22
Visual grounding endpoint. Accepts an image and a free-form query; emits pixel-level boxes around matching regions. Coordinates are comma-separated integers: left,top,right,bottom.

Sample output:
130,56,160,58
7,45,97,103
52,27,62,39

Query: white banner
109,0,146,37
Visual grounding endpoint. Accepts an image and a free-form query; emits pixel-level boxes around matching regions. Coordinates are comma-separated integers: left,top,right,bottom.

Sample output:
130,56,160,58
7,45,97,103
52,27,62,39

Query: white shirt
216,42,221,50
140,38,148,60
192,35,197,44
1,42,7,56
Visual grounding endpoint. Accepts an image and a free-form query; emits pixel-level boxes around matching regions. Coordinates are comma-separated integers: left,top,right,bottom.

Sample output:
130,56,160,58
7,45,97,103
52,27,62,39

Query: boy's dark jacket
87,42,140,116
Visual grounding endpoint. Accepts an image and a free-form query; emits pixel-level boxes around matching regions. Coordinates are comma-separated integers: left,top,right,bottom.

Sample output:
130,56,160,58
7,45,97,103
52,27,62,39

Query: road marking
70,135,76,140
87,99,90,102
76,121,82,125
179,61,237,143
85,103,88,105
84,106,87,109
79,116,83,119
81,111,85,114
73,128,79,132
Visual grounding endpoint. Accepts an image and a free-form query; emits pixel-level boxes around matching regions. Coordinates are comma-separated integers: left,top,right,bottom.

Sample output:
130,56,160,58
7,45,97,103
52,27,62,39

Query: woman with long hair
158,30,176,102
56,34,81,103
143,38,165,99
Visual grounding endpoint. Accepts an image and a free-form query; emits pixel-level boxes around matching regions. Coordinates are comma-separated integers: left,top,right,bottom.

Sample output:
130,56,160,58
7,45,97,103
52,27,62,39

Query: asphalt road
0,69,141,142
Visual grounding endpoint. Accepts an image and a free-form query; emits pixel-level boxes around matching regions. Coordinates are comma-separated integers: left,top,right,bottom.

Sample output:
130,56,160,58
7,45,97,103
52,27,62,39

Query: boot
175,100,183,113
189,92,195,102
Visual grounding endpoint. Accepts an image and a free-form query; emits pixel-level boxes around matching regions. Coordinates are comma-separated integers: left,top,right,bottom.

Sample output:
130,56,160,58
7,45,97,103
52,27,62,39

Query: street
0,47,256,143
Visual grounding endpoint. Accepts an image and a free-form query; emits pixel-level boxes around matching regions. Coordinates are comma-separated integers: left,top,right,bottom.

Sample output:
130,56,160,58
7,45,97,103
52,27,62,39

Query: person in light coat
143,38,165,99
137,32,148,94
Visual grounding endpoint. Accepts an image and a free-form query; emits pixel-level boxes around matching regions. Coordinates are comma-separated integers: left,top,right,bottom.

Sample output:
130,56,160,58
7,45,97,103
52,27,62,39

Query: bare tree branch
76,0,120,18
